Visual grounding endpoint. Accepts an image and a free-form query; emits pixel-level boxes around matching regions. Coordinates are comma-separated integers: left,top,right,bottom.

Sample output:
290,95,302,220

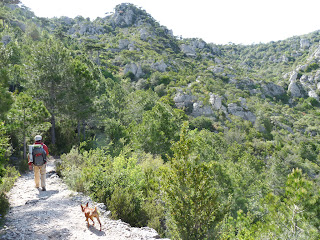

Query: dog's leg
96,216,102,231
90,217,95,226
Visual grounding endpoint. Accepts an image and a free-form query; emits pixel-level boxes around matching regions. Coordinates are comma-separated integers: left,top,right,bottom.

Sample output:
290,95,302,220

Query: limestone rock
180,44,196,57
118,39,130,49
151,60,167,72
124,63,143,78
288,81,304,98
173,91,194,111
209,93,223,110
227,103,256,123
140,28,150,41
192,101,214,117
261,82,285,97
110,4,136,27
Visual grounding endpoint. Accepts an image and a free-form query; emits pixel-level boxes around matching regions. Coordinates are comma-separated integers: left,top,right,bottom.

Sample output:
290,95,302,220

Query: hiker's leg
40,164,46,188
34,166,40,188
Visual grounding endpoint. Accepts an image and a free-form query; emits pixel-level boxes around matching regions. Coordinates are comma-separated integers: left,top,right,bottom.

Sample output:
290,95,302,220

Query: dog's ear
81,204,84,212
86,202,89,207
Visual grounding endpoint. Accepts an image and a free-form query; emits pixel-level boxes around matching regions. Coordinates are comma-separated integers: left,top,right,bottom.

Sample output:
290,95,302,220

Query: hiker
28,135,49,191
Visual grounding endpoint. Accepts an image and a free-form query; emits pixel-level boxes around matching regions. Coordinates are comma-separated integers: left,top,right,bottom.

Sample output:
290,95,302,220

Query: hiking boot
42,187,46,191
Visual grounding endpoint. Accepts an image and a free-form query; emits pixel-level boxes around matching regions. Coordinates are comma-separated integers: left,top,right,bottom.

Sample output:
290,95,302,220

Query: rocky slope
0,159,168,240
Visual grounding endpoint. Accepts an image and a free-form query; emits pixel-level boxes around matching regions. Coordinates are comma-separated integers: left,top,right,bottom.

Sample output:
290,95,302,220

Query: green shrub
108,186,147,227
0,192,9,218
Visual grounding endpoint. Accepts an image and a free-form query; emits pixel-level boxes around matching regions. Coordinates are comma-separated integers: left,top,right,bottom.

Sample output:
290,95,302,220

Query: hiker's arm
43,151,47,164
28,155,33,170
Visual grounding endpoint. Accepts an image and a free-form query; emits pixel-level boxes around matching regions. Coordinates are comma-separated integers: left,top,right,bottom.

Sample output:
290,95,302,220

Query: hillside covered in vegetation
1,1,320,239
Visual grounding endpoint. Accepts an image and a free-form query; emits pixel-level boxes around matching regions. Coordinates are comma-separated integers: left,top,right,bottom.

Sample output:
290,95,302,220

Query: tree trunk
51,114,56,145
23,133,26,160
77,120,81,143
82,120,86,141
23,108,26,160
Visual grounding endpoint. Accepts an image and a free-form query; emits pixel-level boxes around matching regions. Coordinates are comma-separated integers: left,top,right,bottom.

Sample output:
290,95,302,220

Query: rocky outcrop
180,39,208,57
118,39,130,49
227,102,256,123
124,63,144,78
173,91,195,111
69,22,104,36
180,44,197,57
191,101,214,117
288,80,305,98
209,93,223,110
151,60,167,72
109,4,136,27
261,82,285,97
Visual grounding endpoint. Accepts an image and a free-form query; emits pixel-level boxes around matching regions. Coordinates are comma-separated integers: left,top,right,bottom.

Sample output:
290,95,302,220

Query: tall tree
66,58,97,142
6,92,51,159
162,122,231,240
24,37,71,145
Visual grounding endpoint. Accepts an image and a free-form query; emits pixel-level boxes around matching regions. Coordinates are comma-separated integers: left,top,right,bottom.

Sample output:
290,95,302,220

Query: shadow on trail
37,189,59,199
88,224,106,236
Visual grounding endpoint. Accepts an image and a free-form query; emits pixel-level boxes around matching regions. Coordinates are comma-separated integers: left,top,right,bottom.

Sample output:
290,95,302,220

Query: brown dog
81,202,102,231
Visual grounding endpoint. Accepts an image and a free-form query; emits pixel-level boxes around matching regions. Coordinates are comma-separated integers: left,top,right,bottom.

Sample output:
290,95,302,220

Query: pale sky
21,0,320,45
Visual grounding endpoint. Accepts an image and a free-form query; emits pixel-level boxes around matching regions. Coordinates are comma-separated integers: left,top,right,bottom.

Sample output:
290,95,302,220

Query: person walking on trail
28,135,49,191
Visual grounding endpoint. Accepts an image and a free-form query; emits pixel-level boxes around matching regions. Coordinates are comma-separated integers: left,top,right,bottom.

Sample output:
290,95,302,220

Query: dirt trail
0,159,167,240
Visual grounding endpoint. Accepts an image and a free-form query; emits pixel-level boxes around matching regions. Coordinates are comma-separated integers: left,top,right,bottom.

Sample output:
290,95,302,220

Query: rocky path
0,159,167,240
